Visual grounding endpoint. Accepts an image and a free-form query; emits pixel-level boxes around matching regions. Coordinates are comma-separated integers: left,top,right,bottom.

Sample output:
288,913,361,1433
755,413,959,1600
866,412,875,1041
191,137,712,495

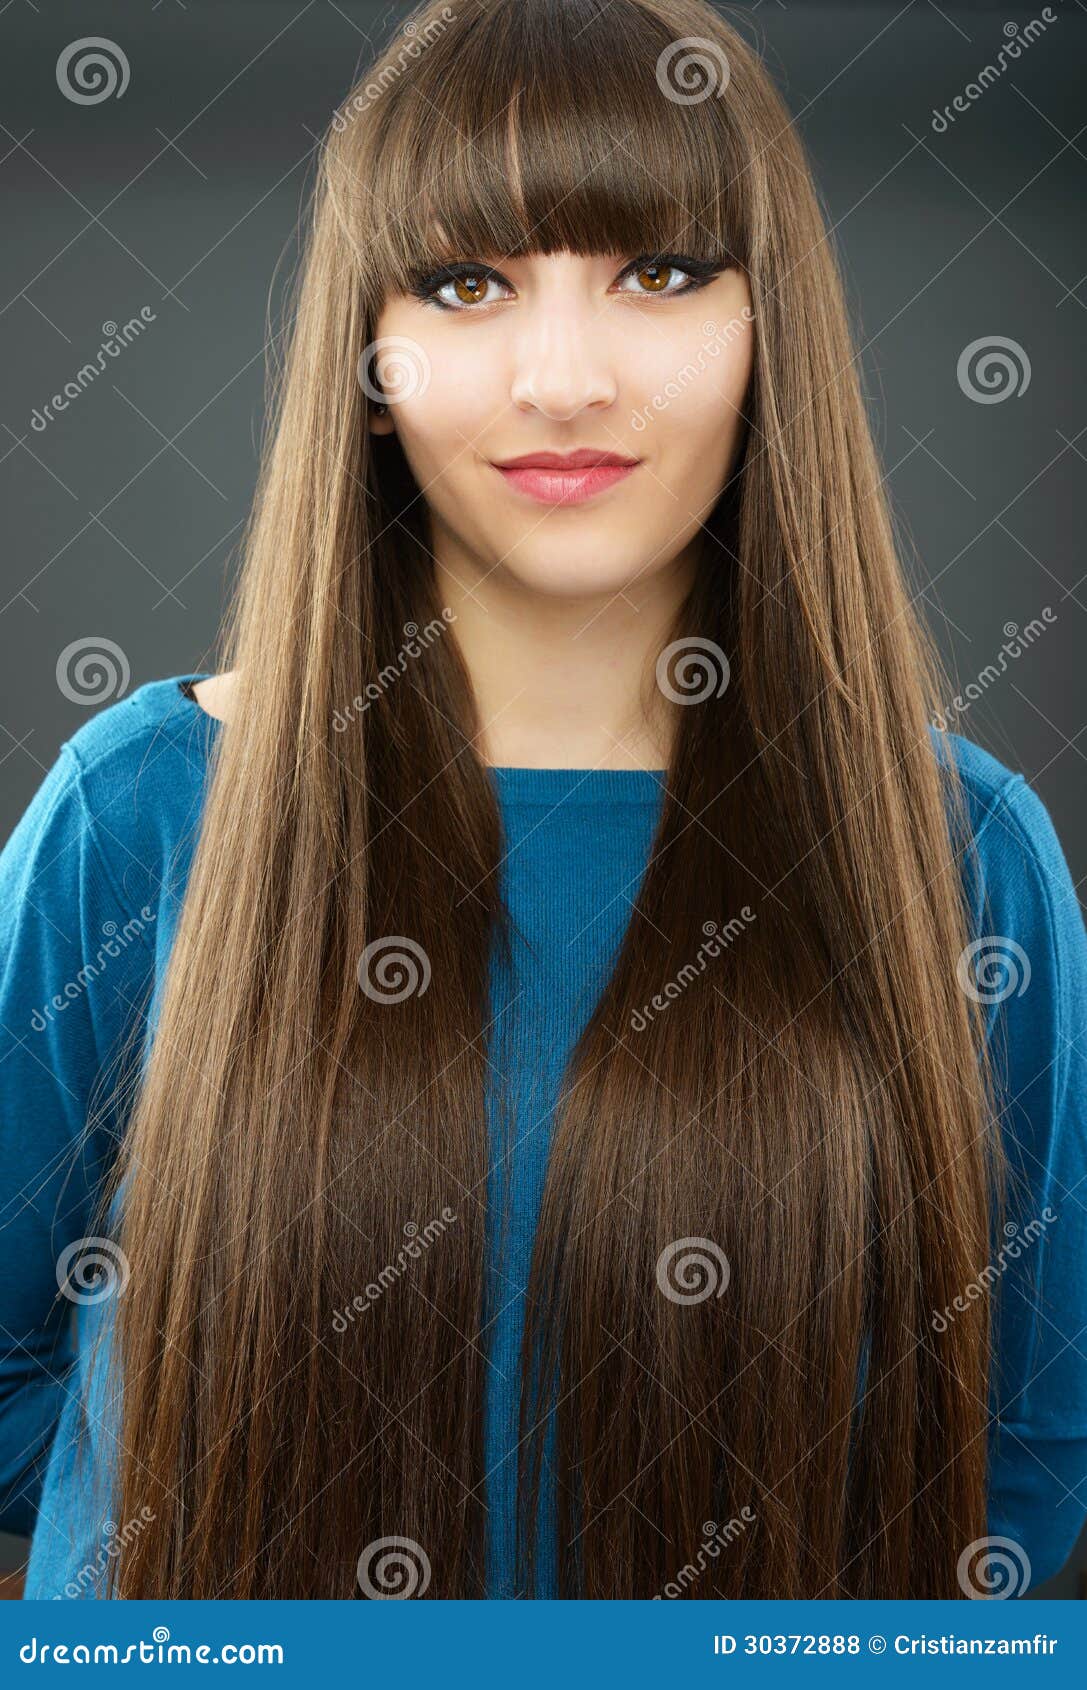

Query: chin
504,550,648,601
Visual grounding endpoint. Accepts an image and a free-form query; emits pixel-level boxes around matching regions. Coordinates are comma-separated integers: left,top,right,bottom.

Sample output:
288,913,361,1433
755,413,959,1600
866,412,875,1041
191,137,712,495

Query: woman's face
369,250,754,602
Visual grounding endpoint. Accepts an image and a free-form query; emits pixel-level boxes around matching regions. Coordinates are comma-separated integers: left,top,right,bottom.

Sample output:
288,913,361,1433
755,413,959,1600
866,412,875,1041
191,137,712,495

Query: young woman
2,0,1086,1602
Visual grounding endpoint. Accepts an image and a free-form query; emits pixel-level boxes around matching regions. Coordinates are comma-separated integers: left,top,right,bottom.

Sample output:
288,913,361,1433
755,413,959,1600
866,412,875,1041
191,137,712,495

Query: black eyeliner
406,261,507,308
628,252,727,279
620,252,728,295
406,251,730,309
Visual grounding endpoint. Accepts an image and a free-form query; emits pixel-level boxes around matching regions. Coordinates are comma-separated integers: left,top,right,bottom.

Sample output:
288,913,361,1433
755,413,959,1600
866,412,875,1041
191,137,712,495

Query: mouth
489,449,642,507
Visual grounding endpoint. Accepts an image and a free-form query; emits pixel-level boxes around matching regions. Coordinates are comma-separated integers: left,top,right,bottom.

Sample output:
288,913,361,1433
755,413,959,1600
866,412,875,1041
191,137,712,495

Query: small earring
374,401,388,416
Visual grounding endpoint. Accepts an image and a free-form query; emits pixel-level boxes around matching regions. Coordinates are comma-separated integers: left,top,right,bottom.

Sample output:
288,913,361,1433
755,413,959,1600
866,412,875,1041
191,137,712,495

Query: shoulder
929,725,1025,835
22,672,225,920
935,726,1086,1114
59,671,226,779
933,743,1087,1467
929,727,1075,911
0,678,226,1349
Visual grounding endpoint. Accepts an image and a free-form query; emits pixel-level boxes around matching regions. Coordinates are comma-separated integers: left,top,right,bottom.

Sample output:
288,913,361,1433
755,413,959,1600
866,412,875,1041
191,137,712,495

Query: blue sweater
2,674,1086,1598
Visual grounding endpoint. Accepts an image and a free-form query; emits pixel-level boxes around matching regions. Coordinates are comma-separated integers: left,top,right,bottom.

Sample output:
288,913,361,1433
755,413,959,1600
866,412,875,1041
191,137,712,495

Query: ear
369,404,396,437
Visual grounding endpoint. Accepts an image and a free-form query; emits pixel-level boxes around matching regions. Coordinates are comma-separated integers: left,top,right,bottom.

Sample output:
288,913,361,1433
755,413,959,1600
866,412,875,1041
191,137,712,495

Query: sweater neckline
174,676,666,806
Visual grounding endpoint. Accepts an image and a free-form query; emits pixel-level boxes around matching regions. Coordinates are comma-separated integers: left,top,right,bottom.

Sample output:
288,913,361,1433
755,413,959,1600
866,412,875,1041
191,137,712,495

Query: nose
508,295,618,420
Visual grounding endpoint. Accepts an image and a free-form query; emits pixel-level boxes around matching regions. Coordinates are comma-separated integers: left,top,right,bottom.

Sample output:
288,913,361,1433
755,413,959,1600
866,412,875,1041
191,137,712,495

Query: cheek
370,302,501,433
631,327,753,448
393,358,504,473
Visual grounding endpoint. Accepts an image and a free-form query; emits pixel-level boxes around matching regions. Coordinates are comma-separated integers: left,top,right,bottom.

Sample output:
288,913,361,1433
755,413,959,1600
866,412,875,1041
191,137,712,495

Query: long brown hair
84,0,1011,1597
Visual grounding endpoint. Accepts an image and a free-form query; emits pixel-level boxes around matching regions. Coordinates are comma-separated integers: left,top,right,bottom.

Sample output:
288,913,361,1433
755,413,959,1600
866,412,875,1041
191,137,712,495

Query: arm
0,747,156,1549
975,775,1087,1591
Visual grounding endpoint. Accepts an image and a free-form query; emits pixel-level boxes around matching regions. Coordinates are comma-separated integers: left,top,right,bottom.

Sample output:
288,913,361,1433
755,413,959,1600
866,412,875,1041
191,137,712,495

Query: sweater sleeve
975,775,1087,1591
0,746,157,1538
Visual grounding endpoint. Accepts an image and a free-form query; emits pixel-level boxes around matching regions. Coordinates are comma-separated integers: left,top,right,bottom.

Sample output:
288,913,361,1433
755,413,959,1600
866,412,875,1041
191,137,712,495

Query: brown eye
635,263,674,292
452,273,490,305
618,260,695,298
420,268,513,310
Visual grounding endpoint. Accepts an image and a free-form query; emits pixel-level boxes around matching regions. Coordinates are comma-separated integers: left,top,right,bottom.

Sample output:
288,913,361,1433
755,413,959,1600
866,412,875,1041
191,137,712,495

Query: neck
433,548,696,773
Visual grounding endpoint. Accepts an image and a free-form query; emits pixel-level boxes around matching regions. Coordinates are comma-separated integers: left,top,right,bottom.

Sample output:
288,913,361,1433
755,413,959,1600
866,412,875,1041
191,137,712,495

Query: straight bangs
332,0,749,299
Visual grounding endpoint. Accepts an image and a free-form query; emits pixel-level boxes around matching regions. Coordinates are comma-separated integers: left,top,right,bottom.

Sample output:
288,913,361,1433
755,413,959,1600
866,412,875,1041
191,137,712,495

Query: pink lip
492,461,640,505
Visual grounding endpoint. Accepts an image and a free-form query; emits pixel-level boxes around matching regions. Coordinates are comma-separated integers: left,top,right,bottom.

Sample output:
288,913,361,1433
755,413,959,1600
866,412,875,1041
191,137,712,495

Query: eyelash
406,254,726,312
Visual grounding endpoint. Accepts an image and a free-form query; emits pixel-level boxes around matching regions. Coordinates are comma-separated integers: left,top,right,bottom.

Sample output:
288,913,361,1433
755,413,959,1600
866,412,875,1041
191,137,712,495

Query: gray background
1,0,1084,1596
